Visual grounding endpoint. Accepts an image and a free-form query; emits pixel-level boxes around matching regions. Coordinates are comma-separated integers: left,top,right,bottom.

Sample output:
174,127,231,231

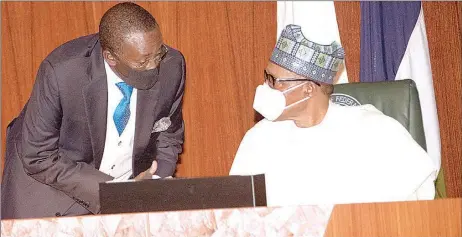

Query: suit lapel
132,50,179,166
83,39,108,169
132,83,162,161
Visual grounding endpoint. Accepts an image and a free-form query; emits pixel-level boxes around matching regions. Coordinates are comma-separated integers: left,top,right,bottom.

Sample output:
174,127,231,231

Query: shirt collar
103,59,124,84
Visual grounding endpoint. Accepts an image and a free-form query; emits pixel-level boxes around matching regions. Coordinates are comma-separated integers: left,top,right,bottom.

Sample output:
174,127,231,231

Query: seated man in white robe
230,24,438,207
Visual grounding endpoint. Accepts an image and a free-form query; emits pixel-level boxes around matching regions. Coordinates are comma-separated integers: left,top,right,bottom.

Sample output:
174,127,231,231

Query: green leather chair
331,79,446,199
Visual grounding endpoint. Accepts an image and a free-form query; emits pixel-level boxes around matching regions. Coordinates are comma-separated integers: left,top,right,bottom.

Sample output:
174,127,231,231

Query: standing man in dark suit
1,2,186,219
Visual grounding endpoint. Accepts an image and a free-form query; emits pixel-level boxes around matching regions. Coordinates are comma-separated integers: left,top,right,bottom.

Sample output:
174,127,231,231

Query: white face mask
253,82,310,121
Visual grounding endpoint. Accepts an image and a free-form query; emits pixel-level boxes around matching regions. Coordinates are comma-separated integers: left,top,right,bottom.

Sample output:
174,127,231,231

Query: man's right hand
134,160,158,181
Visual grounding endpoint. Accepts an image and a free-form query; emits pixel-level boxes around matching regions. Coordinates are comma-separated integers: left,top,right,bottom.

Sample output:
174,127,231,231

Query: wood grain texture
334,2,361,83
175,2,277,176
423,2,462,198
1,2,277,177
325,198,462,237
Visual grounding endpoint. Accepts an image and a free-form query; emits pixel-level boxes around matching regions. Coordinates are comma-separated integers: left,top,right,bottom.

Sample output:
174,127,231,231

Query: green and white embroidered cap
270,24,345,84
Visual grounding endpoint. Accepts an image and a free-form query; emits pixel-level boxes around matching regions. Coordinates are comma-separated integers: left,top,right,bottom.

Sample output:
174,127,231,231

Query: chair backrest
331,79,447,198
331,79,426,151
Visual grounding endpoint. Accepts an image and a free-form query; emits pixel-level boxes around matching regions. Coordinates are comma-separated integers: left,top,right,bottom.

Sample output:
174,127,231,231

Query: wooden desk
325,198,461,237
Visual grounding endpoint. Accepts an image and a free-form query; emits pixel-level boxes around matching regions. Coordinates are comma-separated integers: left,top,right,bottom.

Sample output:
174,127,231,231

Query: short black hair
99,2,158,53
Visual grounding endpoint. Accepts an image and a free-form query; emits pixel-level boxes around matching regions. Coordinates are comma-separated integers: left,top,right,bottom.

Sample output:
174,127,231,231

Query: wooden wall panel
423,2,462,198
334,2,361,83
1,2,277,177
174,2,277,176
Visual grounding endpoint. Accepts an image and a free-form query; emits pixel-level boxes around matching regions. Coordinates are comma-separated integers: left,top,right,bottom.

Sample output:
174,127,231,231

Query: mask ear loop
282,81,309,94
286,96,311,109
283,82,311,109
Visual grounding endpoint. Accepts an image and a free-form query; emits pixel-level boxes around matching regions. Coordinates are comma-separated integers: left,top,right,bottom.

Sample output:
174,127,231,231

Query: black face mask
120,66,160,90
109,51,162,90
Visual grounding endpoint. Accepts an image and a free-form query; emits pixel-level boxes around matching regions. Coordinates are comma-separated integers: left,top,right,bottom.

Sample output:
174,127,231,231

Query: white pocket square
152,117,171,133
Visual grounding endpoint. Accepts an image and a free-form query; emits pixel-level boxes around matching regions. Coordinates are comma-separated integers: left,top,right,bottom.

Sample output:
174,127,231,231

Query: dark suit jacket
1,34,186,219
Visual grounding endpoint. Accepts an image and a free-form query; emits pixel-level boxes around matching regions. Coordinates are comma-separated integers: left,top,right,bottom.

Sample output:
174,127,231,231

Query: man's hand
134,160,158,181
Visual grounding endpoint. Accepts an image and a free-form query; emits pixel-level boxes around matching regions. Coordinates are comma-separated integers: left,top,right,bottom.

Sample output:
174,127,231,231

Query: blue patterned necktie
113,82,134,136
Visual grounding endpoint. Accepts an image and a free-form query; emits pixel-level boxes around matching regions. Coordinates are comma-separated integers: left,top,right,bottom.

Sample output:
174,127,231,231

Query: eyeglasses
264,70,320,88
113,44,169,70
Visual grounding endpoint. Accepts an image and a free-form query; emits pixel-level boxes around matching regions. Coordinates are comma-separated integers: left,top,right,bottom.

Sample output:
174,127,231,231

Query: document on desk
105,176,173,183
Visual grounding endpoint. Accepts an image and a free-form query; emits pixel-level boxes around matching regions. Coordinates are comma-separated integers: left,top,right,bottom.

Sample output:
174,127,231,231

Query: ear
303,81,317,97
103,50,117,67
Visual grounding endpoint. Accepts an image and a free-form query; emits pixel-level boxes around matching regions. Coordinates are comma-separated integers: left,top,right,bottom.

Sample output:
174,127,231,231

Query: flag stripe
395,6,441,169
359,2,421,82
360,1,441,169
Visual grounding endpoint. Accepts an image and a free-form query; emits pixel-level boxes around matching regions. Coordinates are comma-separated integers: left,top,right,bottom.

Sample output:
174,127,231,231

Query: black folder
99,174,266,214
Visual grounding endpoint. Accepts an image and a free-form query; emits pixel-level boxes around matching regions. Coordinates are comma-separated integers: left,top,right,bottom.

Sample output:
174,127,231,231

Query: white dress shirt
230,102,437,206
99,60,137,181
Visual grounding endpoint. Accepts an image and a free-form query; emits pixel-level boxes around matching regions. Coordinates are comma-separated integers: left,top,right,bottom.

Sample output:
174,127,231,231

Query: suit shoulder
163,46,185,65
44,34,98,66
